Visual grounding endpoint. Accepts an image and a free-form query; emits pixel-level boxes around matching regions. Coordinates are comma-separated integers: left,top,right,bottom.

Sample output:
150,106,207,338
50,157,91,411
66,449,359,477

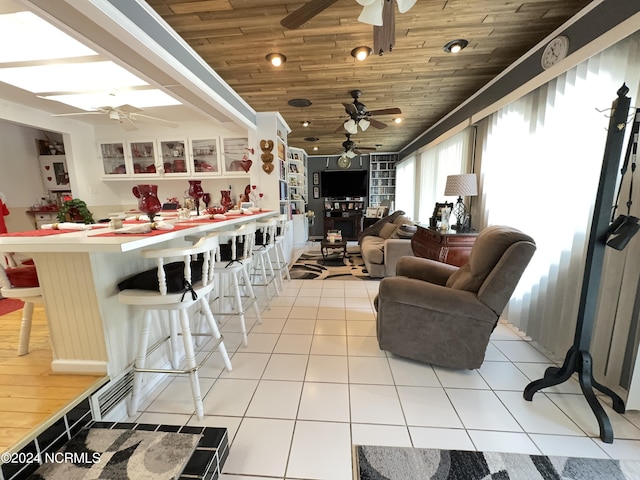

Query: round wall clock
541,35,569,70
337,155,352,169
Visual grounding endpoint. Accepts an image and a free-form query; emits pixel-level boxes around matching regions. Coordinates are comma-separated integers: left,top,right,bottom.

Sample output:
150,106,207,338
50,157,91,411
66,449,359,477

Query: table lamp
444,173,478,231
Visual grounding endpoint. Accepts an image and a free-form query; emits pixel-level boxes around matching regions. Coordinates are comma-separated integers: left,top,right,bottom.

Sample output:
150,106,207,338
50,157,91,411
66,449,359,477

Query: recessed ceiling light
443,39,469,54
301,120,310,127
313,146,319,151
266,52,286,67
288,98,312,108
351,46,373,61
393,117,403,124
304,137,319,142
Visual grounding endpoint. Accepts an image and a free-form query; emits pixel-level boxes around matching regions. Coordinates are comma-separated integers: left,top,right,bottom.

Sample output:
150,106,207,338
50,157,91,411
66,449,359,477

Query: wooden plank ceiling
147,0,591,155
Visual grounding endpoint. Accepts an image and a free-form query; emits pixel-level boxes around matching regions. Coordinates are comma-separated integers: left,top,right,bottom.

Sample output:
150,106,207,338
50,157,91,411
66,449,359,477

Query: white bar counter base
0,212,277,376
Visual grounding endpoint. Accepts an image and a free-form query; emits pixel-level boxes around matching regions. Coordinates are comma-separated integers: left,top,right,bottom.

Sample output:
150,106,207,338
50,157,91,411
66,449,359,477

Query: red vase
220,190,233,211
188,180,205,215
132,184,162,222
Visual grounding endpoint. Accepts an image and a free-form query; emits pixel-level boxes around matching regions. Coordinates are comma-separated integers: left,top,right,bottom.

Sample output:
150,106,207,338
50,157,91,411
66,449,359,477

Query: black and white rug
355,445,640,480
29,428,201,480
289,248,371,280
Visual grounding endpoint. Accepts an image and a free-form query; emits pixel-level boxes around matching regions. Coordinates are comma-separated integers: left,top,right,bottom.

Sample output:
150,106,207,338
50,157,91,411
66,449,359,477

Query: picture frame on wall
313,186,320,199
313,172,320,185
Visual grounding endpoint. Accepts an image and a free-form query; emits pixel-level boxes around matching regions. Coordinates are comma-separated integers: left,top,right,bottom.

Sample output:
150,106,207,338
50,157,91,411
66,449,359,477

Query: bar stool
0,254,43,356
272,214,291,285
118,235,231,420
251,217,280,300
210,222,262,346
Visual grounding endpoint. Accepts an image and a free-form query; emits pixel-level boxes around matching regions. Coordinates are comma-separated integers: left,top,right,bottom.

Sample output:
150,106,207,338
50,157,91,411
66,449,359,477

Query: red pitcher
220,190,233,212
132,184,162,222
188,180,205,215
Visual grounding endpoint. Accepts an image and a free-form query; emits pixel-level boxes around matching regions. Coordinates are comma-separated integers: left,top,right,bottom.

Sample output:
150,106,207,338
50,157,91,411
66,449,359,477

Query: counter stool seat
118,235,231,420
272,214,291,285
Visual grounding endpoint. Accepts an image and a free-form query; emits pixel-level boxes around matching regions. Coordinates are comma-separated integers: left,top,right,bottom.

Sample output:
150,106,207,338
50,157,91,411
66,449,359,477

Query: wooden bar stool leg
179,309,204,419
17,301,34,356
168,310,180,369
231,271,249,346
241,264,262,325
199,297,232,371
128,310,152,417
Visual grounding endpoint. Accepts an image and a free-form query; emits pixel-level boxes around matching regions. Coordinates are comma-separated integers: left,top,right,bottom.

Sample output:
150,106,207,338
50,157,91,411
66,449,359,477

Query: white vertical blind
477,32,640,358
415,129,473,223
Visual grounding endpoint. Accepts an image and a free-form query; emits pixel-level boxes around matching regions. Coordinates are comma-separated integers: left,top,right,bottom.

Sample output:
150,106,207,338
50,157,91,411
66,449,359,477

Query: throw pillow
5,265,39,288
392,224,418,239
379,223,399,239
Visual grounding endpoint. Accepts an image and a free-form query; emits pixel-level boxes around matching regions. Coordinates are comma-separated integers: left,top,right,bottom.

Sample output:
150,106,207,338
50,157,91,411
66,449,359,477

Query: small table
320,239,348,261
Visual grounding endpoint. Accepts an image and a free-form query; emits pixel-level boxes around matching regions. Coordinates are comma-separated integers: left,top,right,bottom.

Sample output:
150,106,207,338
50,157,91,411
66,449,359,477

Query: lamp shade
444,174,478,197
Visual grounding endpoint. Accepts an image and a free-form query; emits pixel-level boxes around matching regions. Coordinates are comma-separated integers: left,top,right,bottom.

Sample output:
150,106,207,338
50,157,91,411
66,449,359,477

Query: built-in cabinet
98,136,249,179
323,198,365,241
369,153,398,208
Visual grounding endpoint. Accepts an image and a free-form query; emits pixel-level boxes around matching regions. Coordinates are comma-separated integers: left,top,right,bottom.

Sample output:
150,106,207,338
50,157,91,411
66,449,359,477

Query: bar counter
0,211,276,377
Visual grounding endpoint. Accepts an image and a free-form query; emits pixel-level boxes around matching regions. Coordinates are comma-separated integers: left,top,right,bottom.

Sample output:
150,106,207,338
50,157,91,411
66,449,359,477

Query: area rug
0,297,24,316
289,248,371,280
354,445,640,480
29,428,201,479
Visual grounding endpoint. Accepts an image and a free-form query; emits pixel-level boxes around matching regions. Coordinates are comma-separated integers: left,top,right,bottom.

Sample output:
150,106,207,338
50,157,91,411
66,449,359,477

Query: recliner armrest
383,239,414,276
396,256,458,286
379,276,496,323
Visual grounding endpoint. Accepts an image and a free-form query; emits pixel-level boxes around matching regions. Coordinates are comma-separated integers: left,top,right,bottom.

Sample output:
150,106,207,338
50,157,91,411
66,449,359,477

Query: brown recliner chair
375,225,536,369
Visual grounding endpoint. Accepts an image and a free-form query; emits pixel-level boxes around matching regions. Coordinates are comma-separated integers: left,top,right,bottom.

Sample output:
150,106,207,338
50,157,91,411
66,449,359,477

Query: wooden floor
0,301,105,453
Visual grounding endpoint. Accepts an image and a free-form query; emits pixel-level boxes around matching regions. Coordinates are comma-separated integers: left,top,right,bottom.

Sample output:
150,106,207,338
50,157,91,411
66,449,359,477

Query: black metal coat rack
523,85,633,443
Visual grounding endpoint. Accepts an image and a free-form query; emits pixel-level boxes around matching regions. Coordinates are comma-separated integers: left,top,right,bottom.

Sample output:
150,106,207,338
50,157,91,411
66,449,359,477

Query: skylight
0,10,181,111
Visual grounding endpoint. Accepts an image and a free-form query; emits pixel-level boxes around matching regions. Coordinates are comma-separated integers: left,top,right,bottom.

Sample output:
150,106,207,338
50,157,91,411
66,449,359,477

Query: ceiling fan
52,105,178,131
336,90,401,134
280,0,417,54
336,133,377,168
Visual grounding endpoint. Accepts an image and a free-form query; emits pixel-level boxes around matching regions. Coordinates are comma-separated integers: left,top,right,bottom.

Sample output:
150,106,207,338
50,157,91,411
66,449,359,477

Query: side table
320,239,348,262
411,226,478,267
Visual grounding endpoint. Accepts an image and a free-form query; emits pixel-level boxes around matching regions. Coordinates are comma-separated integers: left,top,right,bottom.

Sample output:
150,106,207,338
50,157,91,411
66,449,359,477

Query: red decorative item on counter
188,180,205,216
220,190,233,212
132,184,162,223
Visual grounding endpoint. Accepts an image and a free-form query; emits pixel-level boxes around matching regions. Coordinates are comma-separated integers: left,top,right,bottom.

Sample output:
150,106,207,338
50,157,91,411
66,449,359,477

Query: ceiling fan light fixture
266,52,286,67
358,0,384,26
108,110,120,120
396,0,418,13
301,120,310,127
358,118,370,131
346,150,357,159
344,119,358,134
351,46,373,61
443,39,469,54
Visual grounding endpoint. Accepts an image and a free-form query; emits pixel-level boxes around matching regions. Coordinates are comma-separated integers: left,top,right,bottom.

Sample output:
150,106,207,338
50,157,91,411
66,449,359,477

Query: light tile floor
126,278,640,480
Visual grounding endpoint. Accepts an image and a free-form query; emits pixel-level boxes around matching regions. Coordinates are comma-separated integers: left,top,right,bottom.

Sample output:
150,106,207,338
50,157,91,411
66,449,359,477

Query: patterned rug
289,247,372,280
30,428,201,479
355,445,640,479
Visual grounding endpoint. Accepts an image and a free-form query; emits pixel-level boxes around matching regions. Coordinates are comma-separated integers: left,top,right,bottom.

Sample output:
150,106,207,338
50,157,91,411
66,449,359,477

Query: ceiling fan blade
280,0,339,29
51,112,103,117
354,147,377,154
115,104,142,114
335,123,347,133
368,107,402,116
120,117,138,131
343,102,358,115
129,113,178,128
373,0,395,55
369,117,388,129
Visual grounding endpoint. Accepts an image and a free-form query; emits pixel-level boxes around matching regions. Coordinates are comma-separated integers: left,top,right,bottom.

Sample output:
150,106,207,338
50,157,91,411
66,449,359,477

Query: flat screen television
320,170,368,198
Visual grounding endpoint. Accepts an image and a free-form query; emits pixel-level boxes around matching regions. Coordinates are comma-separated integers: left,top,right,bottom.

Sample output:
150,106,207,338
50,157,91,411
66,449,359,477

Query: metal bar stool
118,235,232,420
0,254,43,356
210,222,262,347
